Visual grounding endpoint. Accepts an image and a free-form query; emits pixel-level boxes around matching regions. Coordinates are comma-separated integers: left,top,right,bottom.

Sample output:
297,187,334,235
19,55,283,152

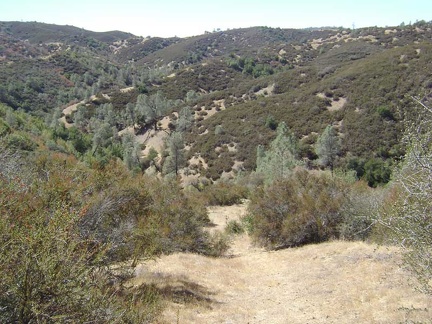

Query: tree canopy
316,125,341,172
256,122,300,184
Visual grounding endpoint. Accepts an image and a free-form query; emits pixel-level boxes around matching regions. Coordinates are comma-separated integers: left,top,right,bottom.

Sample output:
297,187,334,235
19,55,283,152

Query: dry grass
140,115,173,157
133,203,432,324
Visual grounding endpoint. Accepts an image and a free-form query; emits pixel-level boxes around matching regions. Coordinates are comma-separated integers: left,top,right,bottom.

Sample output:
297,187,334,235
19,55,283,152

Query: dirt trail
134,203,432,324
206,203,262,256
59,100,84,128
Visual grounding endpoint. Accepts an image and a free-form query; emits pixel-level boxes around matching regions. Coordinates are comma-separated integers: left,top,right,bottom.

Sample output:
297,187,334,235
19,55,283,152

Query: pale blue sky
1,0,430,37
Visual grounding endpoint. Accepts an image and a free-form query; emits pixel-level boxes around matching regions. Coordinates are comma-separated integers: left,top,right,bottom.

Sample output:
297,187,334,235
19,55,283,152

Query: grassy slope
135,203,432,323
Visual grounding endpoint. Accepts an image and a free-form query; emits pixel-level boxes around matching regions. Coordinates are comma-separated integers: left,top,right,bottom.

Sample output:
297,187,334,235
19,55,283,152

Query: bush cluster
0,152,161,322
375,97,432,294
199,181,249,206
247,169,374,249
0,146,219,321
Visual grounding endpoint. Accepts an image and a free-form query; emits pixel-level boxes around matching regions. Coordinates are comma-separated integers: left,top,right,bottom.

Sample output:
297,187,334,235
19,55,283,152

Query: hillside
2,21,432,184
0,21,133,45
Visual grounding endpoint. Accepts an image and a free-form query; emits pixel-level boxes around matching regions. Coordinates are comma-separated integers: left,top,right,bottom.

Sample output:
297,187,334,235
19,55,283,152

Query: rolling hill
1,20,432,183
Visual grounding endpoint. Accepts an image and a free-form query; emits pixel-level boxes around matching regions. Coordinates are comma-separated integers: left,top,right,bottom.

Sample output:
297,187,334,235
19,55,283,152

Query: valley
1,20,432,323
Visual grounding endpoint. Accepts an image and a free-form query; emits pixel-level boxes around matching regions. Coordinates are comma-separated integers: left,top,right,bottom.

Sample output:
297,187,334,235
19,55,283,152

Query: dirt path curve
59,100,84,128
133,203,432,324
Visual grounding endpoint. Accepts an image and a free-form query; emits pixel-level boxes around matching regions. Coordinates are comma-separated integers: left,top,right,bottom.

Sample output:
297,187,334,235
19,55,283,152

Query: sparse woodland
1,20,432,322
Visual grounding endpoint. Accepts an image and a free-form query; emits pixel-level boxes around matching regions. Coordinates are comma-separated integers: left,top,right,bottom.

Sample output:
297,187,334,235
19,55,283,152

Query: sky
1,0,431,38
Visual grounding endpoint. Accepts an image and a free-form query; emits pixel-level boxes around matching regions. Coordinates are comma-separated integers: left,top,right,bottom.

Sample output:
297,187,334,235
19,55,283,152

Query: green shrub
141,147,159,170
265,114,278,130
376,105,395,120
240,213,255,234
5,132,37,151
363,157,392,187
225,219,245,235
248,169,351,249
0,118,11,136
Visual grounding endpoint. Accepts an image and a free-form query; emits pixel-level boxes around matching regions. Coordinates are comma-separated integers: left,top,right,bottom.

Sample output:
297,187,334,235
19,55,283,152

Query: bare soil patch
316,93,347,111
59,100,84,128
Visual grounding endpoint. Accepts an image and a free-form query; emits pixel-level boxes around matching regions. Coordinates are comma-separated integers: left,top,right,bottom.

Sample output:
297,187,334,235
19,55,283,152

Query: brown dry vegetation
133,203,432,324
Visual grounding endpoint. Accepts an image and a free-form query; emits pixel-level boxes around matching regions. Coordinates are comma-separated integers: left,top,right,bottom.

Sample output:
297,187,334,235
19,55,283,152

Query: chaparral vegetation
1,20,432,322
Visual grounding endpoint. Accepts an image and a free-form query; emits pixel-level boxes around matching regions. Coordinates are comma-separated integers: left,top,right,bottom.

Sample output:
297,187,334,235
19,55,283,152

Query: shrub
265,115,278,130
204,231,231,257
141,147,159,170
225,219,245,235
5,132,37,151
0,146,225,321
363,157,392,187
376,98,432,294
201,181,248,206
247,169,355,249
0,117,11,136
338,179,381,241
376,105,395,120
0,153,160,323
79,180,157,263
145,177,211,254
83,162,212,258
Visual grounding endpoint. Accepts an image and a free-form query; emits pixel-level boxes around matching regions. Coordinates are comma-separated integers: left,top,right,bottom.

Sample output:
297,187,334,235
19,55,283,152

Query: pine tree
124,102,136,128
176,106,194,132
49,107,63,129
91,122,114,154
256,122,300,184
135,91,171,130
163,132,185,176
316,125,341,173
122,132,142,170
73,105,87,129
